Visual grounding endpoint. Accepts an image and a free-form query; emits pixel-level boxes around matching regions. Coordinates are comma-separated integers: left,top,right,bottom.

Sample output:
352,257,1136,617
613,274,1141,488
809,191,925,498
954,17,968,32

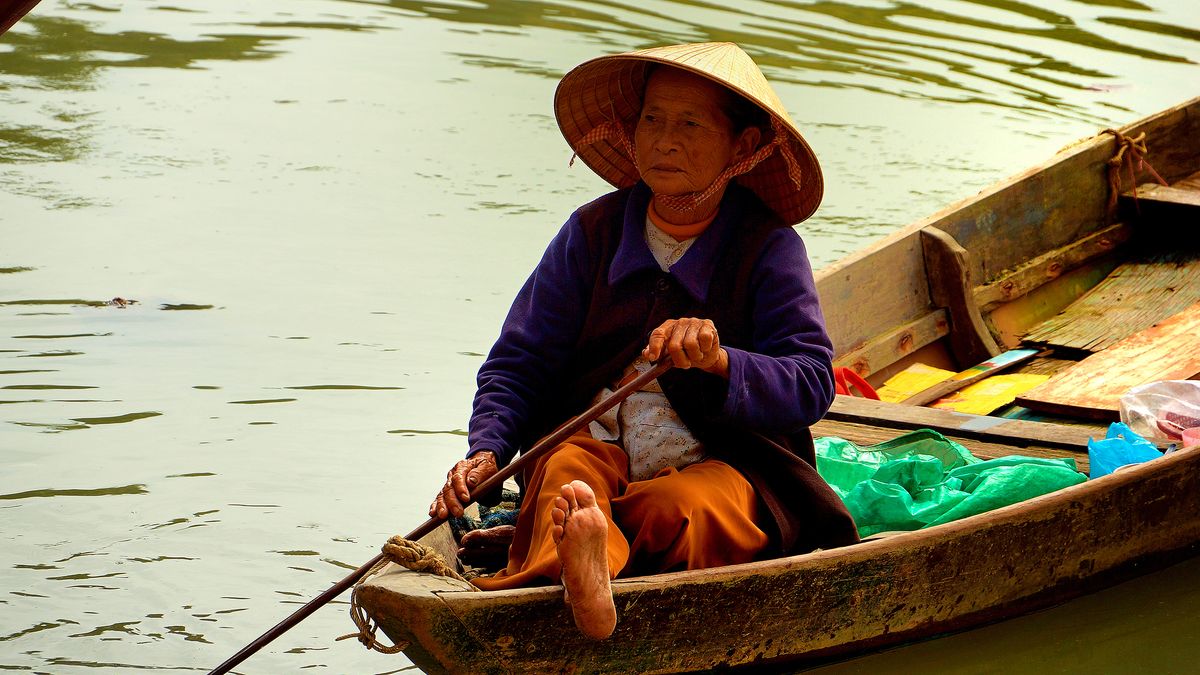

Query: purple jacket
468,182,835,467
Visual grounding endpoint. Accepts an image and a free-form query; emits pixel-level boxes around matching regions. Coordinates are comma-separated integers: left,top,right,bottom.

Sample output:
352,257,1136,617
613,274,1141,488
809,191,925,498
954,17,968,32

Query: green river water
2,1,1199,672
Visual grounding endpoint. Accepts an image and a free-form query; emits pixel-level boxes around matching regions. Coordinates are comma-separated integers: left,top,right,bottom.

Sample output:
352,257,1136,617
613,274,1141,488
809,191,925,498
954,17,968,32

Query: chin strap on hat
571,118,805,215
569,119,637,169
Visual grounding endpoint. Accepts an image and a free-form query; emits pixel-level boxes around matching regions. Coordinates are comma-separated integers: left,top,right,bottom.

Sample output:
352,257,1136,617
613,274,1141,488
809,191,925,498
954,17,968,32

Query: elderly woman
429,43,857,639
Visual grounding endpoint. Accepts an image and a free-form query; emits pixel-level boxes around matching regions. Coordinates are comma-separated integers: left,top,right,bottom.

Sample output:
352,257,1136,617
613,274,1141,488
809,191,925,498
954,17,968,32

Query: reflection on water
2,0,1199,673
380,0,1197,122
284,383,404,390
0,14,289,78
1,484,149,500
70,411,162,425
0,14,293,167
1,0,1196,174
0,298,109,307
159,303,214,310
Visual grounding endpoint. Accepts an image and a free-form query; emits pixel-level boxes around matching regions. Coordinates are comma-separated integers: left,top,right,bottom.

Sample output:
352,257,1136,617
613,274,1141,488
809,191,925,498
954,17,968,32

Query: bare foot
551,480,616,640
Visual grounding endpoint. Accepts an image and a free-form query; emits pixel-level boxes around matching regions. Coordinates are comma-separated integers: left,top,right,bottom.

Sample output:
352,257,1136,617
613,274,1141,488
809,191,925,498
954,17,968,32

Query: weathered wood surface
1022,252,1200,352
1127,182,1200,208
1177,169,1200,191
1017,302,1200,419
818,96,1200,378
984,257,1119,350
1120,182,1200,227
358,445,1200,674
972,222,1131,312
832,308,948,376
819,232,932,376
826,394,1101,450
1012,355,1079,377
921,227,1002,367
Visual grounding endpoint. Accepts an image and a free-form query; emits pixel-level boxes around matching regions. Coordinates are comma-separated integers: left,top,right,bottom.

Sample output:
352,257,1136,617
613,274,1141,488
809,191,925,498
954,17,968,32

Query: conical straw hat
554,42,823,225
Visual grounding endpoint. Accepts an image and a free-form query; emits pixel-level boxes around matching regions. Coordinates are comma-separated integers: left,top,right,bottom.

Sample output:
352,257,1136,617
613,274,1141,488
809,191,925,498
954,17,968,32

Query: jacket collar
608,181,749,302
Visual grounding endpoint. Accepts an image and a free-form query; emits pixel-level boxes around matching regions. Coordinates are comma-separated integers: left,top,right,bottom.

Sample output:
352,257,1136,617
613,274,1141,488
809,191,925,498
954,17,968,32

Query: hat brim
554,46,823,226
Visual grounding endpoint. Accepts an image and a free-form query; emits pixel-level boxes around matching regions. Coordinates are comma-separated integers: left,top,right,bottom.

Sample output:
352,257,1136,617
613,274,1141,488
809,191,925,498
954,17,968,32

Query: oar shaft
208,552,385,675
466,357,673,501
207,358,672,674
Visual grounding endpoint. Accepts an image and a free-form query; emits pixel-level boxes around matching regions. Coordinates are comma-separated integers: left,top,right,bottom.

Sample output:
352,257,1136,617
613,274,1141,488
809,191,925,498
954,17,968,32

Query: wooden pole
0,0,42,37
207,358,673,674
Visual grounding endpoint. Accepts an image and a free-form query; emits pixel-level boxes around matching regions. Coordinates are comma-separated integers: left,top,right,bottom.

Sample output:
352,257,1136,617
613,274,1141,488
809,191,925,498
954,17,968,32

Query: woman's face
634,68,758,197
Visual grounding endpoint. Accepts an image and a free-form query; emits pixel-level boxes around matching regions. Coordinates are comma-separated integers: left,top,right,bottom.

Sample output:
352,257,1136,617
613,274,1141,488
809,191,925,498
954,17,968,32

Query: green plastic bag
816,429,1086,538
815,428,978,495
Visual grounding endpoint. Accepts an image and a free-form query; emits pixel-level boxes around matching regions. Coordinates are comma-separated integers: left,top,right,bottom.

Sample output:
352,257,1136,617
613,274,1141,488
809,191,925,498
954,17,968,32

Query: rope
1102,128,1168,216
337,536,475,654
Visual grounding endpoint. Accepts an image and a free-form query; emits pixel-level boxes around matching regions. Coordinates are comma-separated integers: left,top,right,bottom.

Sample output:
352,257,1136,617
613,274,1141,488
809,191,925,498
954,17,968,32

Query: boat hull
358,443,1200,674
358,95,1200,673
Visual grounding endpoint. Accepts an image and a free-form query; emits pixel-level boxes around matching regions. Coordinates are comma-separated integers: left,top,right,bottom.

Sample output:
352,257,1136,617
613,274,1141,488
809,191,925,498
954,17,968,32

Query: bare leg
551,480,617,640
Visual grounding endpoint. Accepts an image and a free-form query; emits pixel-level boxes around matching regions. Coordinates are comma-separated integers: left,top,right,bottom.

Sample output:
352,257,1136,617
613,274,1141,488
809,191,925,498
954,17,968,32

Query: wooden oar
0,0,42,37
207,357,674,675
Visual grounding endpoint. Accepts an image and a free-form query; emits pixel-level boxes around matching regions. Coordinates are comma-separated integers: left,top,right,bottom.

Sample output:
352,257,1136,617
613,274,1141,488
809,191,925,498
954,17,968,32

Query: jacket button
656,278,671,293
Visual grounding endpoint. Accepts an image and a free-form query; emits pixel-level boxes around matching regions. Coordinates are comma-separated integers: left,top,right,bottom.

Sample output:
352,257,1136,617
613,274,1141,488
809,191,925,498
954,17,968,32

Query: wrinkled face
634,67,756,197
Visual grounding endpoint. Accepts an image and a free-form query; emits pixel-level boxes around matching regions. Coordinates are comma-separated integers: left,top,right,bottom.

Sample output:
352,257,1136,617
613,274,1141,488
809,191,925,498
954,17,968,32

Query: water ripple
0,619,78,642
0,484,148,500
69,411,162,425
12,333,112,339
387,427,467,436
283,384,404,390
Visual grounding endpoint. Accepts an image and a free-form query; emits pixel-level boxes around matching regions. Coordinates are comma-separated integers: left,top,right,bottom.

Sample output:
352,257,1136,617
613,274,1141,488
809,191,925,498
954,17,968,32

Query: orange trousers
472,433,768,591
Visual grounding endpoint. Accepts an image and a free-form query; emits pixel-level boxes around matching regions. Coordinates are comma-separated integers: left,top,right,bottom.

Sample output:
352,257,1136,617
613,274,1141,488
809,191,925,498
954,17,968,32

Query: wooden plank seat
1021,250,1200,352
824,395,1101,450
1119,169,1200,227
1016,301,1200,420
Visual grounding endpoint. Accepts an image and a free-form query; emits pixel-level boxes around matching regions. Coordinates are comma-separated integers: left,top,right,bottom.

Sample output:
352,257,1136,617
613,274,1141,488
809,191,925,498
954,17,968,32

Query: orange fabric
472,432,768,591
648,201,717,241
615,458,768,573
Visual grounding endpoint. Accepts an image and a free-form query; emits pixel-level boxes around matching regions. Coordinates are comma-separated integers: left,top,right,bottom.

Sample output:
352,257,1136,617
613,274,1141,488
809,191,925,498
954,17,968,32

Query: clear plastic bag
1118,380,1200,445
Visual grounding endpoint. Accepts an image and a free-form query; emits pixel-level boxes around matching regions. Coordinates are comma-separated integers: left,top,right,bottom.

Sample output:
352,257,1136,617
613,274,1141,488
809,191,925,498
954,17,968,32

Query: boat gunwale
816,95,1200,378
410,437,1200,602
815,94,1200,284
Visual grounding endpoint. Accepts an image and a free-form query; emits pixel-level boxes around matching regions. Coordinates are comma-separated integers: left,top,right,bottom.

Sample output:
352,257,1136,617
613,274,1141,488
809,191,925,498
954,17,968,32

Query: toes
560,483,580,511
553,495,569,517
552,502,567,529
569,480,598,509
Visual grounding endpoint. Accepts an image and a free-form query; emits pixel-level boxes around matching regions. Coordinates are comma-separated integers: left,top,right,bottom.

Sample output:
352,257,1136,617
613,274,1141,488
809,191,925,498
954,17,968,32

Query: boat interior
815,99,1200,476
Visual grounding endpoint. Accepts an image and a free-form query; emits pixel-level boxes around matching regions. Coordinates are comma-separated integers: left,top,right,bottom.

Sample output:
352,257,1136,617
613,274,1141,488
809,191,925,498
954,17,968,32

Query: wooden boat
356,97,1200,674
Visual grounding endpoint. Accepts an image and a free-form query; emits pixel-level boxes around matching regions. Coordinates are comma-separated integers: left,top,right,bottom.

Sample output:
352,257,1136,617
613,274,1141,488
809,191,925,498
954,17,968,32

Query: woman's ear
732,126,763,163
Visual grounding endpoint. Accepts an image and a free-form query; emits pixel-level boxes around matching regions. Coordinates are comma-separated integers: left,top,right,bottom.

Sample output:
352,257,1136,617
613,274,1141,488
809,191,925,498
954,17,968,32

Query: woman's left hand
643,317,730,378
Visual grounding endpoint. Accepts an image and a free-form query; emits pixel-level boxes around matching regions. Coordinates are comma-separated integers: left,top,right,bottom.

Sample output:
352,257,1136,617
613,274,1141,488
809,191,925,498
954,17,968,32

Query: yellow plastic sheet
876,363,955,403
930,373,1051,415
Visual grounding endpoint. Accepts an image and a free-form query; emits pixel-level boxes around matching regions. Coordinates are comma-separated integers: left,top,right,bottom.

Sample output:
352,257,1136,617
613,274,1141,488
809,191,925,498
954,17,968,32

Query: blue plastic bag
1087,422,1162,479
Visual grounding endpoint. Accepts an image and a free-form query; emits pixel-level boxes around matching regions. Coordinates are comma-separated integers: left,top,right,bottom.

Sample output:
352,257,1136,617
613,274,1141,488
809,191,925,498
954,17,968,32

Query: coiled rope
337,535,475,654
1103,128,1168,216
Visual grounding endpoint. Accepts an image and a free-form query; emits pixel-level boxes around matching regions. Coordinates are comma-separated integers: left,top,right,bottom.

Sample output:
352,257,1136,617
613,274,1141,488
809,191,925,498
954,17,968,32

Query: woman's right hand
429,450,499,519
